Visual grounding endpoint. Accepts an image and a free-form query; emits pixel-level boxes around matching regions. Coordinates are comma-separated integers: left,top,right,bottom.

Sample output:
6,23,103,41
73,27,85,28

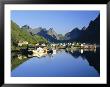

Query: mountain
58,34,64,40
28,27,59,42
82,26,86,30
29,27,47,34
64,27,82,40
21,25,31,30
47,28,59,40
11,21,47,50
64,14,100,44
21,14,100,43
79,14,100,43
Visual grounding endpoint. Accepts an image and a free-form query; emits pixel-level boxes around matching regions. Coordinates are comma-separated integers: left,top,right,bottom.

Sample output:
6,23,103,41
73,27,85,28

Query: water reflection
65,48,100,74
11,47,100,76
66,47,96,54
11,52,29,70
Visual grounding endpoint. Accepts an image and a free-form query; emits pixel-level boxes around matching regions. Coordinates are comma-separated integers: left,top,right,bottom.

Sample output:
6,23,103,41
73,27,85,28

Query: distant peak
82,26,86,30
49,28,54,31
48,28,56,33
21,25,31,29
71,27,80,31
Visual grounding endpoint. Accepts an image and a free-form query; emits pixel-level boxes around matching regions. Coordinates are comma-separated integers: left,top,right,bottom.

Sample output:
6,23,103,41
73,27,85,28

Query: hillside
11,21,47,50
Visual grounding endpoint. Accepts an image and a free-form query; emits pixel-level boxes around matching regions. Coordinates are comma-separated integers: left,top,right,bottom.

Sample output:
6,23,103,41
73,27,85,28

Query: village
17,40,97,58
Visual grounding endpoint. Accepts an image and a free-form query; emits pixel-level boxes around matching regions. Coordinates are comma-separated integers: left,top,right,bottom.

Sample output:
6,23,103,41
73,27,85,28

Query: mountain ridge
20,14,100,43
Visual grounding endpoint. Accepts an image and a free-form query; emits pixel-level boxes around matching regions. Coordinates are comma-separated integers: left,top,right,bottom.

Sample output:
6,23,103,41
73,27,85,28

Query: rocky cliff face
47,28,59,40
21,25,31,30
27,27,58,42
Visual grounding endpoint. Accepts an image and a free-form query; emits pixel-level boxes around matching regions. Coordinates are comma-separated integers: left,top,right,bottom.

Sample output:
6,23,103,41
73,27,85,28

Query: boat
32,50,47,57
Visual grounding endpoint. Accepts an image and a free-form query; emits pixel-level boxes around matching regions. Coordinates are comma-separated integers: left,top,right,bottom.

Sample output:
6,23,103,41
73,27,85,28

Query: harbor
23,42,97,58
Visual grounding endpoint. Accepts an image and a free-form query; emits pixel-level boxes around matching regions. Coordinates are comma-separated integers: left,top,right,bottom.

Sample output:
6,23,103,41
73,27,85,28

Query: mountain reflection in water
11,48,100,77
65,48,100,74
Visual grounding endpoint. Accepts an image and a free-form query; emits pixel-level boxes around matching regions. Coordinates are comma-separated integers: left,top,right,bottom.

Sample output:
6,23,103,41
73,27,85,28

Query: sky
11,10,99,35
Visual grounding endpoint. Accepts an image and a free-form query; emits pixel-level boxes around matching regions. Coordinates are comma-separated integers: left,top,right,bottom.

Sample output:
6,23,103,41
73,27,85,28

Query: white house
41,43,46,46
37,47,44,52
35,43,39,46
18,41,28,46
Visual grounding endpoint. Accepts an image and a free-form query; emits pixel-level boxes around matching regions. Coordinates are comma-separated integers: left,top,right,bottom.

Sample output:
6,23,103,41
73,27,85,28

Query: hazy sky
11,10,99,35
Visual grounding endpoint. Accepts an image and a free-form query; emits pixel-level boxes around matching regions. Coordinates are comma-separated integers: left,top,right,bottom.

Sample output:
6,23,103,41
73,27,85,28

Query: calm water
11,48,100,77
